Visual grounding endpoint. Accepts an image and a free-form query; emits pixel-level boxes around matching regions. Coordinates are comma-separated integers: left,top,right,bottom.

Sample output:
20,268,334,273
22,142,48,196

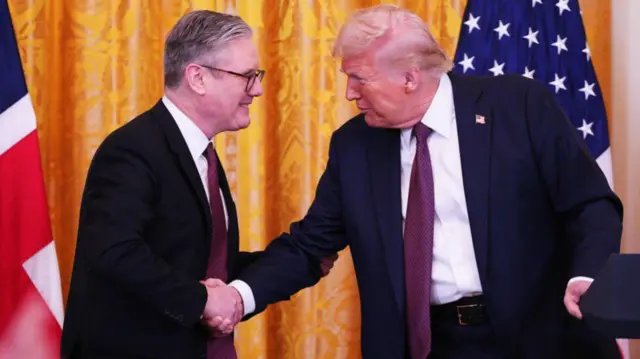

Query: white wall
611,0,640,254
611,0,640,357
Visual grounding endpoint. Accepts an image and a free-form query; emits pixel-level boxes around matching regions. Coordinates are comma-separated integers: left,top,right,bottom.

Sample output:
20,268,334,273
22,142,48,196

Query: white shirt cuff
568,276,594,286
228,280,256,316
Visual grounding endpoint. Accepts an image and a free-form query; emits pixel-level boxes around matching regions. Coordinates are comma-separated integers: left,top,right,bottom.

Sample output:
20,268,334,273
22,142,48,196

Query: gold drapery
8,0,616,358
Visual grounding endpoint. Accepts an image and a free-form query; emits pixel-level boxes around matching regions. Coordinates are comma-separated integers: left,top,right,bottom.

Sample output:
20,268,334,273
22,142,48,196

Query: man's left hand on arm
564,277,594,319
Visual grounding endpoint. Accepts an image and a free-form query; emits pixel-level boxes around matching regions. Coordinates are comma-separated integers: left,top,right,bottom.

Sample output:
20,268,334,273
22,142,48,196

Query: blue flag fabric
452,0,612,175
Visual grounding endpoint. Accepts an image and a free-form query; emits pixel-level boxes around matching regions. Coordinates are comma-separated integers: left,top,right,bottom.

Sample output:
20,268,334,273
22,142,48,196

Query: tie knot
413,122,431,144
203,142,215,163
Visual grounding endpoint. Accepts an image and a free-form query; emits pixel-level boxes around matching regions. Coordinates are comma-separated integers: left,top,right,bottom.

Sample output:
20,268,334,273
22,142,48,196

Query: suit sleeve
234,251,263,274
77,134,206,327
524,81,623,278
234,133,349,314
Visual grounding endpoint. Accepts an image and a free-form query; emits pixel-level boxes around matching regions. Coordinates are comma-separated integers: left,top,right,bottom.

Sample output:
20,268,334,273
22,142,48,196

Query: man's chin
363,113,392,129
363,113,382,127
233,116,251,130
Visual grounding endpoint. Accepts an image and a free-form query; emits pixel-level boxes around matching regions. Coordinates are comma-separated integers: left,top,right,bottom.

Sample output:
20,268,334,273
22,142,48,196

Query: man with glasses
61,10,331,359
197,64,265,93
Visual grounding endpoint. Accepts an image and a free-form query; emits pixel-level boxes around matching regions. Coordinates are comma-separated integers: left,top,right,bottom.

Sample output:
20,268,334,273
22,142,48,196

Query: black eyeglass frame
197,64,265,92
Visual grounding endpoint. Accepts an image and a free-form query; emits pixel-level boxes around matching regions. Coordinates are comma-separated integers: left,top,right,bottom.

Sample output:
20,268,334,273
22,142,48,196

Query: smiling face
198,36,263,132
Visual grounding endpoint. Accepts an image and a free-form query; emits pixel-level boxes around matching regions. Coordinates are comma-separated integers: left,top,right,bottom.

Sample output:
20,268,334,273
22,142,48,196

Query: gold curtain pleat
8,0,613,358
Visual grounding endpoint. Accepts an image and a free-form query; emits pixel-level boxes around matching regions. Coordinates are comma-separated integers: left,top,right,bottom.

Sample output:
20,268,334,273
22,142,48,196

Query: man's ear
184,64,207,95
404,68,420,93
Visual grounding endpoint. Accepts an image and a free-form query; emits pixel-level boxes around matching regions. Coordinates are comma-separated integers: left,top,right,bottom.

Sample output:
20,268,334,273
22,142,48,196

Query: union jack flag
0,1,63,357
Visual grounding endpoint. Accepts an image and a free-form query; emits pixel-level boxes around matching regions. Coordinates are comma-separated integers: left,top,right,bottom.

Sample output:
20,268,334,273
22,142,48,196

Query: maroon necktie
403,123,435,359
204,143,236,359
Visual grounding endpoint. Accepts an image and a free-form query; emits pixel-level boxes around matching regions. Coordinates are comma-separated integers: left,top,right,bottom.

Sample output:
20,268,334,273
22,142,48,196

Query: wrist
228,280,255,316
231,287,244,314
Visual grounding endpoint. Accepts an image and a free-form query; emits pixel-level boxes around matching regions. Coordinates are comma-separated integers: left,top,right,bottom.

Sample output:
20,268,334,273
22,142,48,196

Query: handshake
197,253,339,336
200,278,243,337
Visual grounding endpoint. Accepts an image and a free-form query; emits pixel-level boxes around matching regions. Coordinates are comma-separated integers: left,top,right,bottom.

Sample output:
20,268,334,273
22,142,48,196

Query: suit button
177,314,184,322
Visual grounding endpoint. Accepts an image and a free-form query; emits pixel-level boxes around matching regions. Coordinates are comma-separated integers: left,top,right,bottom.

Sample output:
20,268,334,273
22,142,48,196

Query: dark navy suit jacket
62,101,272,359
236,73,623,359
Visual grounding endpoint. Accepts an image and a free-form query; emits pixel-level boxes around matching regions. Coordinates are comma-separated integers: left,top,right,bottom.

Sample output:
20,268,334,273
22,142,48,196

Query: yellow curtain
8,0,612,358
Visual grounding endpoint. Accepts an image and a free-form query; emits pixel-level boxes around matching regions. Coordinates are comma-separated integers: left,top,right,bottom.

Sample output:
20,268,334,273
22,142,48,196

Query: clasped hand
200,278,243,337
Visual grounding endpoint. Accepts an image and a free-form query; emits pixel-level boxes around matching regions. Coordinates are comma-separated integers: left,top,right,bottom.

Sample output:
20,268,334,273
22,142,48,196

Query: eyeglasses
197,64,265,92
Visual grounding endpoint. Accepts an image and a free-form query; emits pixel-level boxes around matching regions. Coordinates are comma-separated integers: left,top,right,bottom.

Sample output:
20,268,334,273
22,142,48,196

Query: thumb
564,293,583,319
564,281,590,320
201,278,226,288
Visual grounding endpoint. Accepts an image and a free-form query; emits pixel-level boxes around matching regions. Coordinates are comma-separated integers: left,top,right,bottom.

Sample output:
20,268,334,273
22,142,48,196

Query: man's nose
249,77,264,97
345,78,360,101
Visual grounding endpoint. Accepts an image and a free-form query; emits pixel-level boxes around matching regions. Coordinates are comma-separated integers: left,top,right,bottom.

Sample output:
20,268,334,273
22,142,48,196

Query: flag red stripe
0,130,55,335
0,131,53,260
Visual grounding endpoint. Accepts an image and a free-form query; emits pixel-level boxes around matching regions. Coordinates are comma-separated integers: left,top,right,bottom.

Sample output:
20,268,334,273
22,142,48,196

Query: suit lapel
366,124,405,314
449,73,491,287
152,100,212,234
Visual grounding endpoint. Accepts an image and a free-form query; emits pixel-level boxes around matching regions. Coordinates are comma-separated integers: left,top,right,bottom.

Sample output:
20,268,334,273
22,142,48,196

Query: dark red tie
403,123,435,359
204,143,236,359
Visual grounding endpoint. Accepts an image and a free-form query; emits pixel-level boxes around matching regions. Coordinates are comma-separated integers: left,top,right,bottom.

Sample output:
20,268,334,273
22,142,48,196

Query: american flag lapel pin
475,114,486,124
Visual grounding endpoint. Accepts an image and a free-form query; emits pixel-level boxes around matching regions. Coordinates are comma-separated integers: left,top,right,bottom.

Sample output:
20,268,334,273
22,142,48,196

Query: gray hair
164,10,252,88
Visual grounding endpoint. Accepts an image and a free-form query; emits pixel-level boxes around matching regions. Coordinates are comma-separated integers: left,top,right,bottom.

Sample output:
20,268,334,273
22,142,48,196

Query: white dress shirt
162,96,256,314
400,74,590,304
400,74,484,304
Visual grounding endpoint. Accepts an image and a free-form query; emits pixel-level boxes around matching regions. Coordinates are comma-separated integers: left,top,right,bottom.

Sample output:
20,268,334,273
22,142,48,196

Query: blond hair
332,4,453,73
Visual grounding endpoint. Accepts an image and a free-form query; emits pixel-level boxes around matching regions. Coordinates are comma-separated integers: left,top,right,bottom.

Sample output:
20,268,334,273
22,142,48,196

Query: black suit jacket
62,100,270,359
235,73,624,359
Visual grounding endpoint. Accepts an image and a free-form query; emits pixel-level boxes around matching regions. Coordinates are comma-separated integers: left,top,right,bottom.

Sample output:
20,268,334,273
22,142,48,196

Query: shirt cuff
228,280,256,316
568,276,594,286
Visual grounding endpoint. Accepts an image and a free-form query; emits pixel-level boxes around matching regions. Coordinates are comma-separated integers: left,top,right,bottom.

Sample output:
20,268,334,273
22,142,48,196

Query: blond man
230,5,621,359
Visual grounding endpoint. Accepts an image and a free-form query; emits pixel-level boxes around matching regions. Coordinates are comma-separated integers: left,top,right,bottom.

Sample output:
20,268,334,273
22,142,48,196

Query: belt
431,295,488,326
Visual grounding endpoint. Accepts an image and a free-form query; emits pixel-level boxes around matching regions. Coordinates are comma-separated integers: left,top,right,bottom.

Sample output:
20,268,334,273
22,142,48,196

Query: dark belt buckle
456,303,487,326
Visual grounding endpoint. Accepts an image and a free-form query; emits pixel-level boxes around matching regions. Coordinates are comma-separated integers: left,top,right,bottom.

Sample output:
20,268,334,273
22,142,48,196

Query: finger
206,316,223,327
220,318,232,329
215,319,233,334
201,278,226,288
564,296,583,319
221,324,234,334
204,317,222,328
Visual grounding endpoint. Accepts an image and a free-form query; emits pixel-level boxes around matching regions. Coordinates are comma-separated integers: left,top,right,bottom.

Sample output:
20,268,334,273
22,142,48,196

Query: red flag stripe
0,93,62,356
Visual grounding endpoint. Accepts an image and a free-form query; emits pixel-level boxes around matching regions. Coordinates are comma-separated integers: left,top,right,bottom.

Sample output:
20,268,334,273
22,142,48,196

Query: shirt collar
162,95,212,162
401,72,455,144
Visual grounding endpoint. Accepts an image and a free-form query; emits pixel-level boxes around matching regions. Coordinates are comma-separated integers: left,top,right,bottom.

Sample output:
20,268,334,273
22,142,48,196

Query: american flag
0,1,63,357
452,0,625,358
